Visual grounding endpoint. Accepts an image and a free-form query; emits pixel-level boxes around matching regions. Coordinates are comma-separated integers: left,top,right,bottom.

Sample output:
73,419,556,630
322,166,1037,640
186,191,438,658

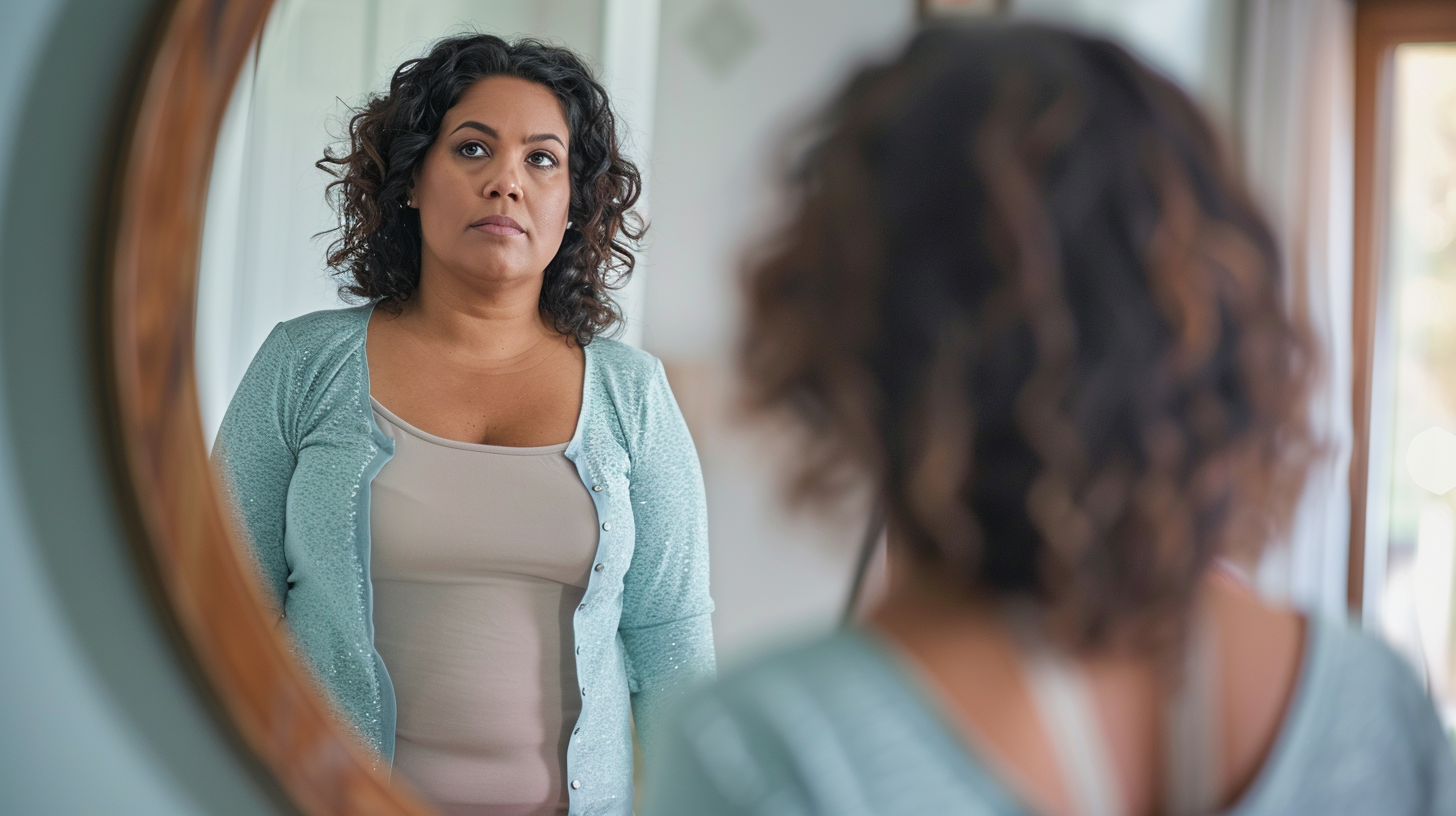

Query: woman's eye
527,151,559,168
459,142,487,158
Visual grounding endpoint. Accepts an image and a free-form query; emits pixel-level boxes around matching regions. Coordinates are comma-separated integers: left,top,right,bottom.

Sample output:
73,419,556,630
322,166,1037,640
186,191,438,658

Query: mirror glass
198,0,609,445
195,0,912,811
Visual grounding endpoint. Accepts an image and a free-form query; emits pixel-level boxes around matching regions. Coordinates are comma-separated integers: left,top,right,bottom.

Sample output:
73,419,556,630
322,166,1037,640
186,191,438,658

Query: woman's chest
368,406,600,587
367,336,585,447
287,382,639,579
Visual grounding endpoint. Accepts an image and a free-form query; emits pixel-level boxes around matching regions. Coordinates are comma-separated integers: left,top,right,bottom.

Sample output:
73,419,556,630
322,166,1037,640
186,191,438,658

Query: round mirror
109,0,437,811
107,2,909,814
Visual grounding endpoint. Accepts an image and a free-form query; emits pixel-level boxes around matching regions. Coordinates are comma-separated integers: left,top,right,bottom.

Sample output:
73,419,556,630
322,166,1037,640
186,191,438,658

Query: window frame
1349,0,1456,615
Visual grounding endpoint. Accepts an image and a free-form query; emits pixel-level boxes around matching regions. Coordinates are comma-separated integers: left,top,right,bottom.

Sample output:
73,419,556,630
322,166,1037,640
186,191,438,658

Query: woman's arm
211,324,299,613
618,359,717,753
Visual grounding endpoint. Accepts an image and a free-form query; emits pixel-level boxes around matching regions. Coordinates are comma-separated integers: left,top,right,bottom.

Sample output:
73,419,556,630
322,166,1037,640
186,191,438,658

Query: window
1352,0,1456,732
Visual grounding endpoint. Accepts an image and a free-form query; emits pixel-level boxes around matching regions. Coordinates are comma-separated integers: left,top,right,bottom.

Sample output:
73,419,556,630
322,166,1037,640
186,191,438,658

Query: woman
645,23,1456,816
214,35,715,816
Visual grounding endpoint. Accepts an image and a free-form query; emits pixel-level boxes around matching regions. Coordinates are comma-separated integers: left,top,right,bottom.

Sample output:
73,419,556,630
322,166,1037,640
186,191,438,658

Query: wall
642,0,916,662
1010,0,1242,130
0,1,283,814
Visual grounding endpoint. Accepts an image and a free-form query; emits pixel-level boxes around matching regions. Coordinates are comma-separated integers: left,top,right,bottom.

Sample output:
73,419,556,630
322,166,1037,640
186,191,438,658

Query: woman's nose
484,166,523,201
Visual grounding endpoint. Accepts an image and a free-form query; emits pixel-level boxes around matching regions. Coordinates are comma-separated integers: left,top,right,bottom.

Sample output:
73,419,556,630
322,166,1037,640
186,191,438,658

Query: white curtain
1239,0,1355,619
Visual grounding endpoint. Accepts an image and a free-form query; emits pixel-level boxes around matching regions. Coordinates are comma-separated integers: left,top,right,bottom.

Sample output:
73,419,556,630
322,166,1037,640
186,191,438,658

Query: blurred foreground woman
645,23,1456,816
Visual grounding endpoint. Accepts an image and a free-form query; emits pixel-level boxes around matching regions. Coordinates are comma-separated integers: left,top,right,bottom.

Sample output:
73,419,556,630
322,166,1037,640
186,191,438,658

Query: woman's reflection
212,35,715,816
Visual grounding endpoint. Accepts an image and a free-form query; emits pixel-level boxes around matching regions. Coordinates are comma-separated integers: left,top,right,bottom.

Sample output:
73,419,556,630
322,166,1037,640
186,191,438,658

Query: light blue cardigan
213,304,716,816
644,620,1456,816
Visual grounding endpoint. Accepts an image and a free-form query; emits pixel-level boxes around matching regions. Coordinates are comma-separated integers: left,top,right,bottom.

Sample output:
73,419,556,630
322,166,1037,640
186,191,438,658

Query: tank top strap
1005,604,1220,816
1165,612,1220,816
1005,603,1124,816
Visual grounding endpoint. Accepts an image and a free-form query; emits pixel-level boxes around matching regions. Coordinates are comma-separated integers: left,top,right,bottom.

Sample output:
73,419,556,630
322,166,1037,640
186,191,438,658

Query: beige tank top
368,398,599,816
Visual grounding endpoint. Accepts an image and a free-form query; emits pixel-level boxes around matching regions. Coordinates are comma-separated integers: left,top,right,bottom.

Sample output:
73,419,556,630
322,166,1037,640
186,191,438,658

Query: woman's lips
472,215,525,236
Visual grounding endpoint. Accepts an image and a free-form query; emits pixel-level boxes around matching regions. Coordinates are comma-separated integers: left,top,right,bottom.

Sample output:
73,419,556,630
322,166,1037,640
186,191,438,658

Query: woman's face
412,75,572,290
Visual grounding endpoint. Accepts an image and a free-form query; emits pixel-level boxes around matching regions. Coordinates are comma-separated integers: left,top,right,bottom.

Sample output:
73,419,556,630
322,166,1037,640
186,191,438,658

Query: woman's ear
406,171,420,208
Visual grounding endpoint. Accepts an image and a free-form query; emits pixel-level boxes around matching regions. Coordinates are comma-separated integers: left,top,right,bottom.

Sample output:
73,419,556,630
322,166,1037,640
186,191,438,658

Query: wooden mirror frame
105,1,431,814
917,0,1009,18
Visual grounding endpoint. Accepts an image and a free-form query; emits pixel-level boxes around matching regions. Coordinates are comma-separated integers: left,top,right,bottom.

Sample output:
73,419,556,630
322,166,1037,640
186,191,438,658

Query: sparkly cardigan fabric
213,305,716,816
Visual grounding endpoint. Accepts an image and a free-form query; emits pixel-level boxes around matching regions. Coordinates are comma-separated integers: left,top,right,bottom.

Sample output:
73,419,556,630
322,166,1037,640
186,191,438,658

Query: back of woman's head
743,22,1315,649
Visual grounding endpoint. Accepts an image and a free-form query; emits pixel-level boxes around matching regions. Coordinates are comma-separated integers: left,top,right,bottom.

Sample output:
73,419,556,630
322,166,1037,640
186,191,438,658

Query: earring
566,220,574,229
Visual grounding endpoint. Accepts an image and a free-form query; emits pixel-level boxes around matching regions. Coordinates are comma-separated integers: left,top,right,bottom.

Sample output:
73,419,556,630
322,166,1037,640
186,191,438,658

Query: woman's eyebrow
448,120,564,149
449,120,498,138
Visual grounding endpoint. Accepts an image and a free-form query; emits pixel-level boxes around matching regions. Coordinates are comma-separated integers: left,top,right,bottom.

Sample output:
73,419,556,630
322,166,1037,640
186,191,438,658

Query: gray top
644,617,1456,816
369,398,599,816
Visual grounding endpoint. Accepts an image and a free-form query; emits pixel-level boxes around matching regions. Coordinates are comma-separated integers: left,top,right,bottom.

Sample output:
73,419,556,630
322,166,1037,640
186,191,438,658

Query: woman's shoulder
1303,616,1439,721
648,629,1014,814
250,304,372,381
587,336,661,383
660,632,877,753
673,630,977,748
273,304,372,352
1253,615,1456,813
584,337,674,421
221,306,373,433
692,630,884,700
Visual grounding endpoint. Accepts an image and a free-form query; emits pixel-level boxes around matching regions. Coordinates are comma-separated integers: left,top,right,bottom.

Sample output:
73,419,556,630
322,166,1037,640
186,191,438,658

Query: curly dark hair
317,34,644,345
742,23,1317,650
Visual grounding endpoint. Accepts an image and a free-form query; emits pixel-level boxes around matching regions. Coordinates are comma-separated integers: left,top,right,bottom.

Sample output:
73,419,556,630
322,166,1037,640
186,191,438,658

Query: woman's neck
397,266,564,370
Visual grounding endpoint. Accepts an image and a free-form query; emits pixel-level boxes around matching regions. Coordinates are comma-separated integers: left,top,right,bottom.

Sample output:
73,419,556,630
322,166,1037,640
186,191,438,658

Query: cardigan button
594,563,604,572
592,484,603,492
573,727,580,735
571,780,582,790
601,521,612,531
575,645,581,655
578,603,586,611
580,686,587,696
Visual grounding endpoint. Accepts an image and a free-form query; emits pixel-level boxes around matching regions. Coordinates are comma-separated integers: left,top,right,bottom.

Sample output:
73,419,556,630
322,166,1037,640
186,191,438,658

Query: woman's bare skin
870,564,1304,816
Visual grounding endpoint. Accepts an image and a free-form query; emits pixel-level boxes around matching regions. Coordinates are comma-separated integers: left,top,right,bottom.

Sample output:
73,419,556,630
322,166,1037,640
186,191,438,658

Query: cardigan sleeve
211,323,299,614
618,359,717,753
